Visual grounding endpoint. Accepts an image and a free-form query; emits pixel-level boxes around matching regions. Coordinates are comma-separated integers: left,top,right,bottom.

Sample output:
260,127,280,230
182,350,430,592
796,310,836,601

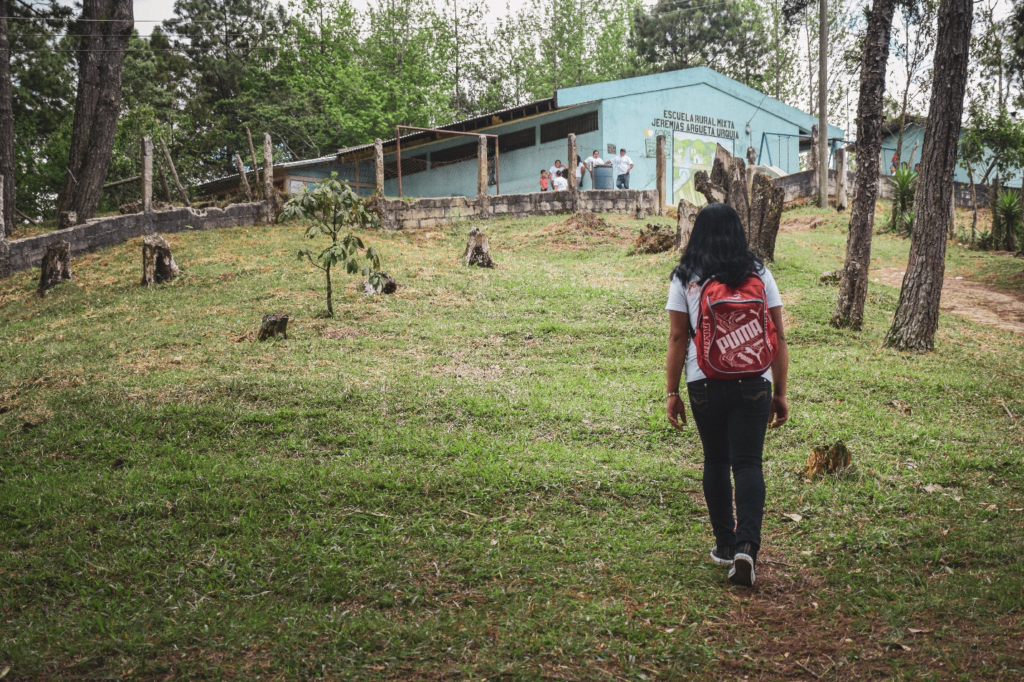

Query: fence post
262,133,274,219
567,133,578,193
477,135,488,198
656,135,666,215
234,153,252,201
141,137,153,213
374,139,384,195
835,147,848,211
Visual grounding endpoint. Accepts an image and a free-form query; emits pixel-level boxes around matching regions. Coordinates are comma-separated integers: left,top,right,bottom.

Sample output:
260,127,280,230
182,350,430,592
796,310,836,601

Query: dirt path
875,267,1024,334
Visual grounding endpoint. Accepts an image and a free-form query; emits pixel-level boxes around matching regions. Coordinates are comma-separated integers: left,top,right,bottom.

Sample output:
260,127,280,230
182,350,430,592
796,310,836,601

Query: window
539,111,598,144
383,154,427,180
430,142,479,168
497,128,536,153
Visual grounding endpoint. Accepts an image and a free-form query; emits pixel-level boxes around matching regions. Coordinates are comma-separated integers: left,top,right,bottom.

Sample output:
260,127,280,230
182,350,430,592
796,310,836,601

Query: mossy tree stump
258,313,289,341
463,227,494,268
38,241,72,297
141,235,180,285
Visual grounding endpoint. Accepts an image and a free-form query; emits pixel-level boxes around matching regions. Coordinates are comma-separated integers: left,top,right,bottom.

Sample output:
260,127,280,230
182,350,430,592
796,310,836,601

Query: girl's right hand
667,395,687,430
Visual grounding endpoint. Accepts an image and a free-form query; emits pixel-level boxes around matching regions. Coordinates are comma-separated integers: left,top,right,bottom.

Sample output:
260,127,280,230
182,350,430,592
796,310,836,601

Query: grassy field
1,206,1022,681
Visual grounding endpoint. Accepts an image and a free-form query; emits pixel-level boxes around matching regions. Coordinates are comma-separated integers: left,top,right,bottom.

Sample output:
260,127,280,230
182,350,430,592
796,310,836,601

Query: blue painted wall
283,68,848,205
880,123,1023,188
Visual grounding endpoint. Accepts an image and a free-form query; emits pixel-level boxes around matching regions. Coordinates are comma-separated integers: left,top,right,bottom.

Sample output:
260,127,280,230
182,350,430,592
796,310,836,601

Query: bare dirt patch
875,267,1024,334
780,215,827,233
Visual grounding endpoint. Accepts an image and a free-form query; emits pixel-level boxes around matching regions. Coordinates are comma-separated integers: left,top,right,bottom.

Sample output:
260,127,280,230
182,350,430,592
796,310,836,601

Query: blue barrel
592,163,614,190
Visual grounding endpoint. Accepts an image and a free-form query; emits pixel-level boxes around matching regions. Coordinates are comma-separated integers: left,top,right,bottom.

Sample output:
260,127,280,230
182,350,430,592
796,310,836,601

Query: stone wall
1,202,269,277
374,189,660,230
773,169,855,204
877,175,995,208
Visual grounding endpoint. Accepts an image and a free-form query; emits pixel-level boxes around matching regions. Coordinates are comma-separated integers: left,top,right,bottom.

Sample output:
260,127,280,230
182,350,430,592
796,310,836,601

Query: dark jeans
687,377,771,552
616,172,630,189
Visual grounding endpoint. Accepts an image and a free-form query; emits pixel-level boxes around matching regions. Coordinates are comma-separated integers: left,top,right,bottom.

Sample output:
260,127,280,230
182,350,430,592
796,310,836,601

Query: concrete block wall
375,189,660,230
0,202,269,278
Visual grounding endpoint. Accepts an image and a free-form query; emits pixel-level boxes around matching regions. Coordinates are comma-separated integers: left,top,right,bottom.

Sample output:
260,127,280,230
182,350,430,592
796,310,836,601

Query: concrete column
374,139,384,195
656,135,666,214
809,124,819,196
477,135,488,197
567,133,578,193
141,137,153,213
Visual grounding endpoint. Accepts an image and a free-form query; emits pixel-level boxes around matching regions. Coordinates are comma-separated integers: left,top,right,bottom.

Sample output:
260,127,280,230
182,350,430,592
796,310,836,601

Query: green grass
1,208,1022,680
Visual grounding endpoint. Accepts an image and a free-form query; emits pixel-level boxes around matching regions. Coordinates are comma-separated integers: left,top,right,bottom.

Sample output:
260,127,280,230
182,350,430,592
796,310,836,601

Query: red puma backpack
693,274,778,380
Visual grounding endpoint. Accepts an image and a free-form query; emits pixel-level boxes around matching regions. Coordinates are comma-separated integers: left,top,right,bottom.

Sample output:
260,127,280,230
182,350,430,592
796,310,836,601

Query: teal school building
245,67,845,208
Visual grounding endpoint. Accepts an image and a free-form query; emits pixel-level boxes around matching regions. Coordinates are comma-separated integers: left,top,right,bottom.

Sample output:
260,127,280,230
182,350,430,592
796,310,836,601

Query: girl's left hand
768,395,789,428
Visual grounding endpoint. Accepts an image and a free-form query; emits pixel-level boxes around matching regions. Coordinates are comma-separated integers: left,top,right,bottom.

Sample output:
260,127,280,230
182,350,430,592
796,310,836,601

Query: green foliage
279,174,382,316
959,102,1024,187
885,167,917,237
990,190,1022,252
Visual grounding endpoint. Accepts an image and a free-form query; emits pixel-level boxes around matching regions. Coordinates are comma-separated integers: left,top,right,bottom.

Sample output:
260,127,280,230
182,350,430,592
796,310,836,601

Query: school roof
555,67,845,140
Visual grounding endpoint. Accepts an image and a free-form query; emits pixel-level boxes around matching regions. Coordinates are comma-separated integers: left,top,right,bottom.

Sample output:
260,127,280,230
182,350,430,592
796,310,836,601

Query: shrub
279,174,383,317
990,190,1022,252
886,167,917,237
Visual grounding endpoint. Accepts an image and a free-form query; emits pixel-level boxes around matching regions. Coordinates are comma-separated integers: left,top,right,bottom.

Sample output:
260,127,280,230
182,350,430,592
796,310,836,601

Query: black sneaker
729,544,757,587
710,545,734,565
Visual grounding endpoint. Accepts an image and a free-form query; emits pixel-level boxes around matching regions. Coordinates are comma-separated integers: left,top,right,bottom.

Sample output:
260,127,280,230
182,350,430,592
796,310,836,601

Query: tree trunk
160,137,190,207
158,162,171,204
0,0,14,233
56,0,134,221
246,127,261,198
749,174,785,261
234,153,252,201
830,0,897,330
885,0,973,351
817,0,829,209
141,234,179,285
965,161,977,243
38,241,72,297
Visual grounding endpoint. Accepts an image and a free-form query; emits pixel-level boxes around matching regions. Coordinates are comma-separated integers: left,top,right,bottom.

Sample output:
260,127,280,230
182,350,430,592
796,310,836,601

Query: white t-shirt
612,155,633,175
553,175,568,191
665,267,783,383
549,165,565,181
584,155,604,170
576,161,586,179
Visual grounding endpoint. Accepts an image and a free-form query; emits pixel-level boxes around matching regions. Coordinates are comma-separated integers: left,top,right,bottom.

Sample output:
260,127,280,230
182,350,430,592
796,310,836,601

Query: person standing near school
584,150,603,189
575,157,587,188
549,160,565,186
540,170,550,192
664,203,790,587
552,169,568,191
613,148,633,189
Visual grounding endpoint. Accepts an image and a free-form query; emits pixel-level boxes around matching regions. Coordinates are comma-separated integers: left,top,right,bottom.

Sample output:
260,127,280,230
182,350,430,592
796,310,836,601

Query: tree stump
693,171,725,204
38,240,72,297
362,273,398,295
803,441,851,478
633,200,647,221
58,211,77,230
463,227,494,268
676,198,699,251
141,235,180,285
632,223,675,254
748,173,785,261
258,313,289,341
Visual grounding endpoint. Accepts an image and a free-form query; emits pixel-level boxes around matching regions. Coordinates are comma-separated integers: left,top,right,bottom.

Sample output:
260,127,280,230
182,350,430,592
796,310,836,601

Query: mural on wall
671,133,733,206
647,110,739,206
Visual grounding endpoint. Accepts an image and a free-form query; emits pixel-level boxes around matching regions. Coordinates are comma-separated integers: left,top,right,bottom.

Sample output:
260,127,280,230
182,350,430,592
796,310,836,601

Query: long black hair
672,203,762,288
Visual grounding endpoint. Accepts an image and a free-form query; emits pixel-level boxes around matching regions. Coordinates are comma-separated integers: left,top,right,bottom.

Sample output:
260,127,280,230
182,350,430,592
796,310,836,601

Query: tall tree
830,0,897,329
885,0,973,350
56,0,134,221
0,0,13,233
889,0,938,165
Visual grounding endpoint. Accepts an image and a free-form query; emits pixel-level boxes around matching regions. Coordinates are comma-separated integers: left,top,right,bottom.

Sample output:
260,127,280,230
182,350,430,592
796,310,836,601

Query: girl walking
664,203,789,587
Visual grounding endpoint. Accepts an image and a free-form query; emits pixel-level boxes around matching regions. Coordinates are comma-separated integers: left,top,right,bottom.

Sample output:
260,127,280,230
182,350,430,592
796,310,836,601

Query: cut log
38,240,72,297
258,313,289,341
632,223,675,254
160,137,190,207
463,227,494,268
234,153,252,201
749,173,785,261
141,234,180,285
693,171,725,204
676,198,699,251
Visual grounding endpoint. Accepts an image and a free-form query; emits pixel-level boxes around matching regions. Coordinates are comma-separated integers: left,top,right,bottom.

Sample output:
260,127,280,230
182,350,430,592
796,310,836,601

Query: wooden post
234,153,252,201
477,135,487,197
567,133,578,192
656,135,666,215
809,124,819,197
835,147,848,211
141,137,153,213
159,137,190,207
262,133,274,215
246,127,260,198
374,139,384,195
